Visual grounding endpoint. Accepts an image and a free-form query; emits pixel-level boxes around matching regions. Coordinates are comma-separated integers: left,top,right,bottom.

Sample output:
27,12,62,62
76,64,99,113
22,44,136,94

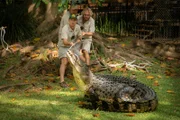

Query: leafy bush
0,4,36,43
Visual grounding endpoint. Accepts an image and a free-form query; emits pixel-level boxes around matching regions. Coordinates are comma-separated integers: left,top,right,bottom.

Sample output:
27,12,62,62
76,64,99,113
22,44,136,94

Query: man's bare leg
83,50,90,66
59,57,69,87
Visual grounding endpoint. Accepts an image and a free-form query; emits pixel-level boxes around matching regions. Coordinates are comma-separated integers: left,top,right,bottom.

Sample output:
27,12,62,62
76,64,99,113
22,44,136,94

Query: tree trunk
26,0,61,42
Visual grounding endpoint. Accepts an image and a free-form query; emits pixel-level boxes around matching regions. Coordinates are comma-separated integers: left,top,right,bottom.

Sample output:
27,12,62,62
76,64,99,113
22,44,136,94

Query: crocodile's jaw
67,50,91,91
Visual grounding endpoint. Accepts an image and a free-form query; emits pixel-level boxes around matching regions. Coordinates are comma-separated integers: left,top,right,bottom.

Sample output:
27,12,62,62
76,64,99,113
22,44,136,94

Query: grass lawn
0,51,180,120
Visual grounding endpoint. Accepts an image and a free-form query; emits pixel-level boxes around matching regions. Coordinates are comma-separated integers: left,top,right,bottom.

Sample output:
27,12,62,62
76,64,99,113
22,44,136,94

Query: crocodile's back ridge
85,74,158,112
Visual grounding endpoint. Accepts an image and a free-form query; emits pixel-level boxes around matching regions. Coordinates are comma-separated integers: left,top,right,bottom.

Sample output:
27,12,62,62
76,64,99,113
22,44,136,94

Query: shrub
0,3,36,43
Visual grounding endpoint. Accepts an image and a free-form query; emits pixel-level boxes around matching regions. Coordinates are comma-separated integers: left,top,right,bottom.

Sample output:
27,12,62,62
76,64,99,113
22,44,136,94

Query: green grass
0,53,180,120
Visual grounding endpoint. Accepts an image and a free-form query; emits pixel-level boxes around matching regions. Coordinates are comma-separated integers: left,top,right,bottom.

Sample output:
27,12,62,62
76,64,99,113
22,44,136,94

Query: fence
90,0,180,40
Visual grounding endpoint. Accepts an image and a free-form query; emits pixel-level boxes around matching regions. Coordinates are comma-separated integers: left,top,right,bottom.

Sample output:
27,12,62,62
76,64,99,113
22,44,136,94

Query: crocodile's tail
85,96,158,112
84,89,158,112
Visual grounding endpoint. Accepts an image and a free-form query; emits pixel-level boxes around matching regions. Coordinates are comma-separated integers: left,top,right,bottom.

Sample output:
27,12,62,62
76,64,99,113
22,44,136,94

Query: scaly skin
67,50,158,112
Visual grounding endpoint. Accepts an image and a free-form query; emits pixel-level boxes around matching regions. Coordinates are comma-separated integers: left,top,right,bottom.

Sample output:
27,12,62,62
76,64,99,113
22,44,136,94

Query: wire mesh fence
90,0,180,40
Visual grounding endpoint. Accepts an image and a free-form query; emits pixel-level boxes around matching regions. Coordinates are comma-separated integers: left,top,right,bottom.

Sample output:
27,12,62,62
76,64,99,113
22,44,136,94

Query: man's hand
82,32,86,36
76,39,81,43
70,42,74,46
82,32,93,36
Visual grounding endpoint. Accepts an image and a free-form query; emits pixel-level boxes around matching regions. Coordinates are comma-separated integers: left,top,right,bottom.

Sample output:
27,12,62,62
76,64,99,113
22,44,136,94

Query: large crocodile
66,49,158,112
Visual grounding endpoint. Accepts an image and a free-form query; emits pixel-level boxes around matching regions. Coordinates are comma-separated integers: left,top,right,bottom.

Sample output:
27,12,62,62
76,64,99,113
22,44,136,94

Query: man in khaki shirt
58,14,82,88
58,5,79,43
77,7,95,66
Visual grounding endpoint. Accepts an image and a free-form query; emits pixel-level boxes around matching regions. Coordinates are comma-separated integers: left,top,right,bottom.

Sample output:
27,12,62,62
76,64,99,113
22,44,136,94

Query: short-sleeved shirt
77,15,95,40
58,24,82,59
58,24,81,47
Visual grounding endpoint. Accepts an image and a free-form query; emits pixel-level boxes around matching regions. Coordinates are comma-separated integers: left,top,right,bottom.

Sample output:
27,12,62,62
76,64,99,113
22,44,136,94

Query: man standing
58,5,79,45
58,14,82,88
77,7,95,66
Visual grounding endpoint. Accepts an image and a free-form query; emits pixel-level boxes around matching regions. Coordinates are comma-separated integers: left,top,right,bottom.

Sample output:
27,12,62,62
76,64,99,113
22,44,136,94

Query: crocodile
66,50,158,112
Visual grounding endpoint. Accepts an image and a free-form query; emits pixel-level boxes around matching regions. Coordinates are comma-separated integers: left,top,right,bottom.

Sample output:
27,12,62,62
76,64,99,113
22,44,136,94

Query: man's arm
62,39,73,46
76,35,82,43
82,18,95,36
76,28,82,42
82,32,94,36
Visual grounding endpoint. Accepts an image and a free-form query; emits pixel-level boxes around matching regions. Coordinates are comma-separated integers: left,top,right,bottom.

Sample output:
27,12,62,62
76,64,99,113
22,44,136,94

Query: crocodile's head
67,49,92,91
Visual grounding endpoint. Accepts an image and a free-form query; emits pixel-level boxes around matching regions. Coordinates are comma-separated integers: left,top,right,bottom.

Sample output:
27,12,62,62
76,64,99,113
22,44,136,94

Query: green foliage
32,0,105,12
58,0,69,12
95,14,127,36
42,0,49,4
33,0,42,8
4,0,13,5
0,4,36,43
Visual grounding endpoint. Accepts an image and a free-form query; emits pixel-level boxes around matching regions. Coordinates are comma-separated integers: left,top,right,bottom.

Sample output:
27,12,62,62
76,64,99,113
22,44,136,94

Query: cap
69,14,77,20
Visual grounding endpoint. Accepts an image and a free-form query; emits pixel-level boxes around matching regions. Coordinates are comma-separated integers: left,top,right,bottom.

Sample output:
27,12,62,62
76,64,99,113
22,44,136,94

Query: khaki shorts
58,42,81,59
81,39,92,53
